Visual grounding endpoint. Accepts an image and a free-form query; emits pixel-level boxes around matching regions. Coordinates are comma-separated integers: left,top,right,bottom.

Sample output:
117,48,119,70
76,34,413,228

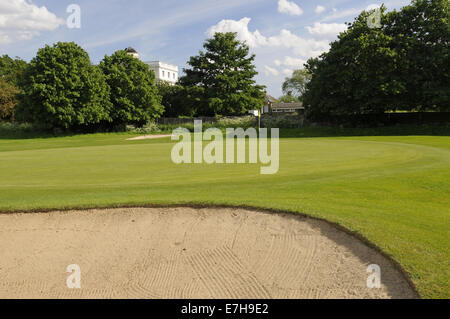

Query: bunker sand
0,207,417,299
126,134,172,141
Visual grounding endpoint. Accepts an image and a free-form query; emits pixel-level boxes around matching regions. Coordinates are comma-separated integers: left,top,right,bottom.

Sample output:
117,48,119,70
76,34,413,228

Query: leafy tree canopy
282,69,311,101
0,80,19,120
0,55,27,121
384,0,449,111
303,0,449,117
278,94,301,103
100,50,163,127
16,42,112,130
181,32,266,116
0,55,27,86
157,82,199,117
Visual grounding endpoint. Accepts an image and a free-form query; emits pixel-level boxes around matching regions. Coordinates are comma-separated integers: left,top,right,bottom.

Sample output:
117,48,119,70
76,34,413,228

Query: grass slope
0,133,448,298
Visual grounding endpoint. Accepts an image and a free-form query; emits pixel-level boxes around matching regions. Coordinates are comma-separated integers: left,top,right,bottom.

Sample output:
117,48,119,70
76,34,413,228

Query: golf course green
0,133,448,298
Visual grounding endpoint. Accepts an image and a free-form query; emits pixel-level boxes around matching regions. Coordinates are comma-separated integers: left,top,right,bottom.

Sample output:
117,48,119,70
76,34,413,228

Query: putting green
0,134,449,298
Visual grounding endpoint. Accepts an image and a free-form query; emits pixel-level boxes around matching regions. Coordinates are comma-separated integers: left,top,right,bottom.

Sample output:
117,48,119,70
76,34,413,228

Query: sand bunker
127,134,172,141
0,207,417,299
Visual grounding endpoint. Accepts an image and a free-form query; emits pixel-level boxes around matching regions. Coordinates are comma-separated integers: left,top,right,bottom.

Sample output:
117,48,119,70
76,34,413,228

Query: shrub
134,121,161,134
154,116,257,132
0,121,44,139
214,116,256,129
261,115,302,129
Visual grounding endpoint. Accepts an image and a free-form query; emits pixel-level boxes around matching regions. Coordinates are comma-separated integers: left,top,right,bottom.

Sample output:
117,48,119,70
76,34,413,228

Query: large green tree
304,5,401,116
384,0,449,111
181,32,266,116
16,42,112,130
157,82,199,117
282,69,312,101
100,50,163,127
0,55,27,86
303,0,449,117
0,55,28,121
0,80,19,120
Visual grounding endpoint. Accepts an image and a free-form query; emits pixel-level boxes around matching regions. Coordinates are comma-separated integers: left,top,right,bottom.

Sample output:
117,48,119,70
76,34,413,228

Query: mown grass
280,125,450,138
0,129,448,298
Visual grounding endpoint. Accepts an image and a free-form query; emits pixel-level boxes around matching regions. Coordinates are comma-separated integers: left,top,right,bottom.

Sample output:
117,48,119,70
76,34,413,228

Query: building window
162,71,165,77
168,72,170,78
173,73,175,79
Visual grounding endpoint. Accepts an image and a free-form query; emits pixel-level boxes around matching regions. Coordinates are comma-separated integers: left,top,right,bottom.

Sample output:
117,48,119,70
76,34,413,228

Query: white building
124,47,179,84
146,61,179,84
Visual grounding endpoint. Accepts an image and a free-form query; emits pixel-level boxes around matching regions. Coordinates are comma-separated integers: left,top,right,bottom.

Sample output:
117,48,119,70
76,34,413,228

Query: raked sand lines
0,207,417,299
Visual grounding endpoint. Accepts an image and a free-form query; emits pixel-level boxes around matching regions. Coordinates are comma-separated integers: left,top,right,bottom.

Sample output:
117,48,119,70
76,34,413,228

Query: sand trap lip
126,134,173,141
0,207,417,299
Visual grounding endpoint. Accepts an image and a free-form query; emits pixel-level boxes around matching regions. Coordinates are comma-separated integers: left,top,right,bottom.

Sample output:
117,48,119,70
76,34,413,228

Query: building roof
272,102,304,110
125,47,138,53
266,94,278,103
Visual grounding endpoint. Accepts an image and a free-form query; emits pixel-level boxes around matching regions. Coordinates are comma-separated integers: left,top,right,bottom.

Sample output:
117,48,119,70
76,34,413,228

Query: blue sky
1,0,411,96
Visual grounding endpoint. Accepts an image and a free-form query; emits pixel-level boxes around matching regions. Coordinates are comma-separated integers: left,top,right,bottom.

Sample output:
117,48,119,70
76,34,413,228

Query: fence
156,113,450,129
156,117,219,125
156,116,257,129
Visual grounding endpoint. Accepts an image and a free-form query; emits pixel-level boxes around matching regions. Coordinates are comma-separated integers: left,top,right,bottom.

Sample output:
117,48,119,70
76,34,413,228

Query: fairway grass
0,133,449,298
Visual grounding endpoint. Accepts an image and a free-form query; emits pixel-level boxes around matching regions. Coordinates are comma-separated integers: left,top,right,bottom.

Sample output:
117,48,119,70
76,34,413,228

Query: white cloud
204,1,410,97
208,18,331,61
0,0,64,44
277,56,307,68
264,65,280,76
208,18,330,59
282,69,293,77
315,5,326,14
208,17,342,96
366,4,381,10
278,0,303,16
306,22,348,38
266,29,330,58
320,3,391,23
207,17,267,48
322,7,361,22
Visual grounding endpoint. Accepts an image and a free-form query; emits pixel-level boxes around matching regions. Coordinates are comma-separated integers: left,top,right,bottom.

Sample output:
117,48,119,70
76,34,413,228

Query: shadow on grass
278,125,450,138
0,122,78,140
0,122,128,140
1,121,449,140
147,124,450,139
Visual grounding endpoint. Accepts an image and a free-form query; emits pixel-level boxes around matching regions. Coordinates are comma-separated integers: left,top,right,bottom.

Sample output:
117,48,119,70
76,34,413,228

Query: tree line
301,0,448,117
1,0,447,132
1,32,266,132
1,45,164,131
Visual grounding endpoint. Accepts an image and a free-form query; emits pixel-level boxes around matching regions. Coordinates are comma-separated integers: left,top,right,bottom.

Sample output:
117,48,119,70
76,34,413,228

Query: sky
0,0,411,97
